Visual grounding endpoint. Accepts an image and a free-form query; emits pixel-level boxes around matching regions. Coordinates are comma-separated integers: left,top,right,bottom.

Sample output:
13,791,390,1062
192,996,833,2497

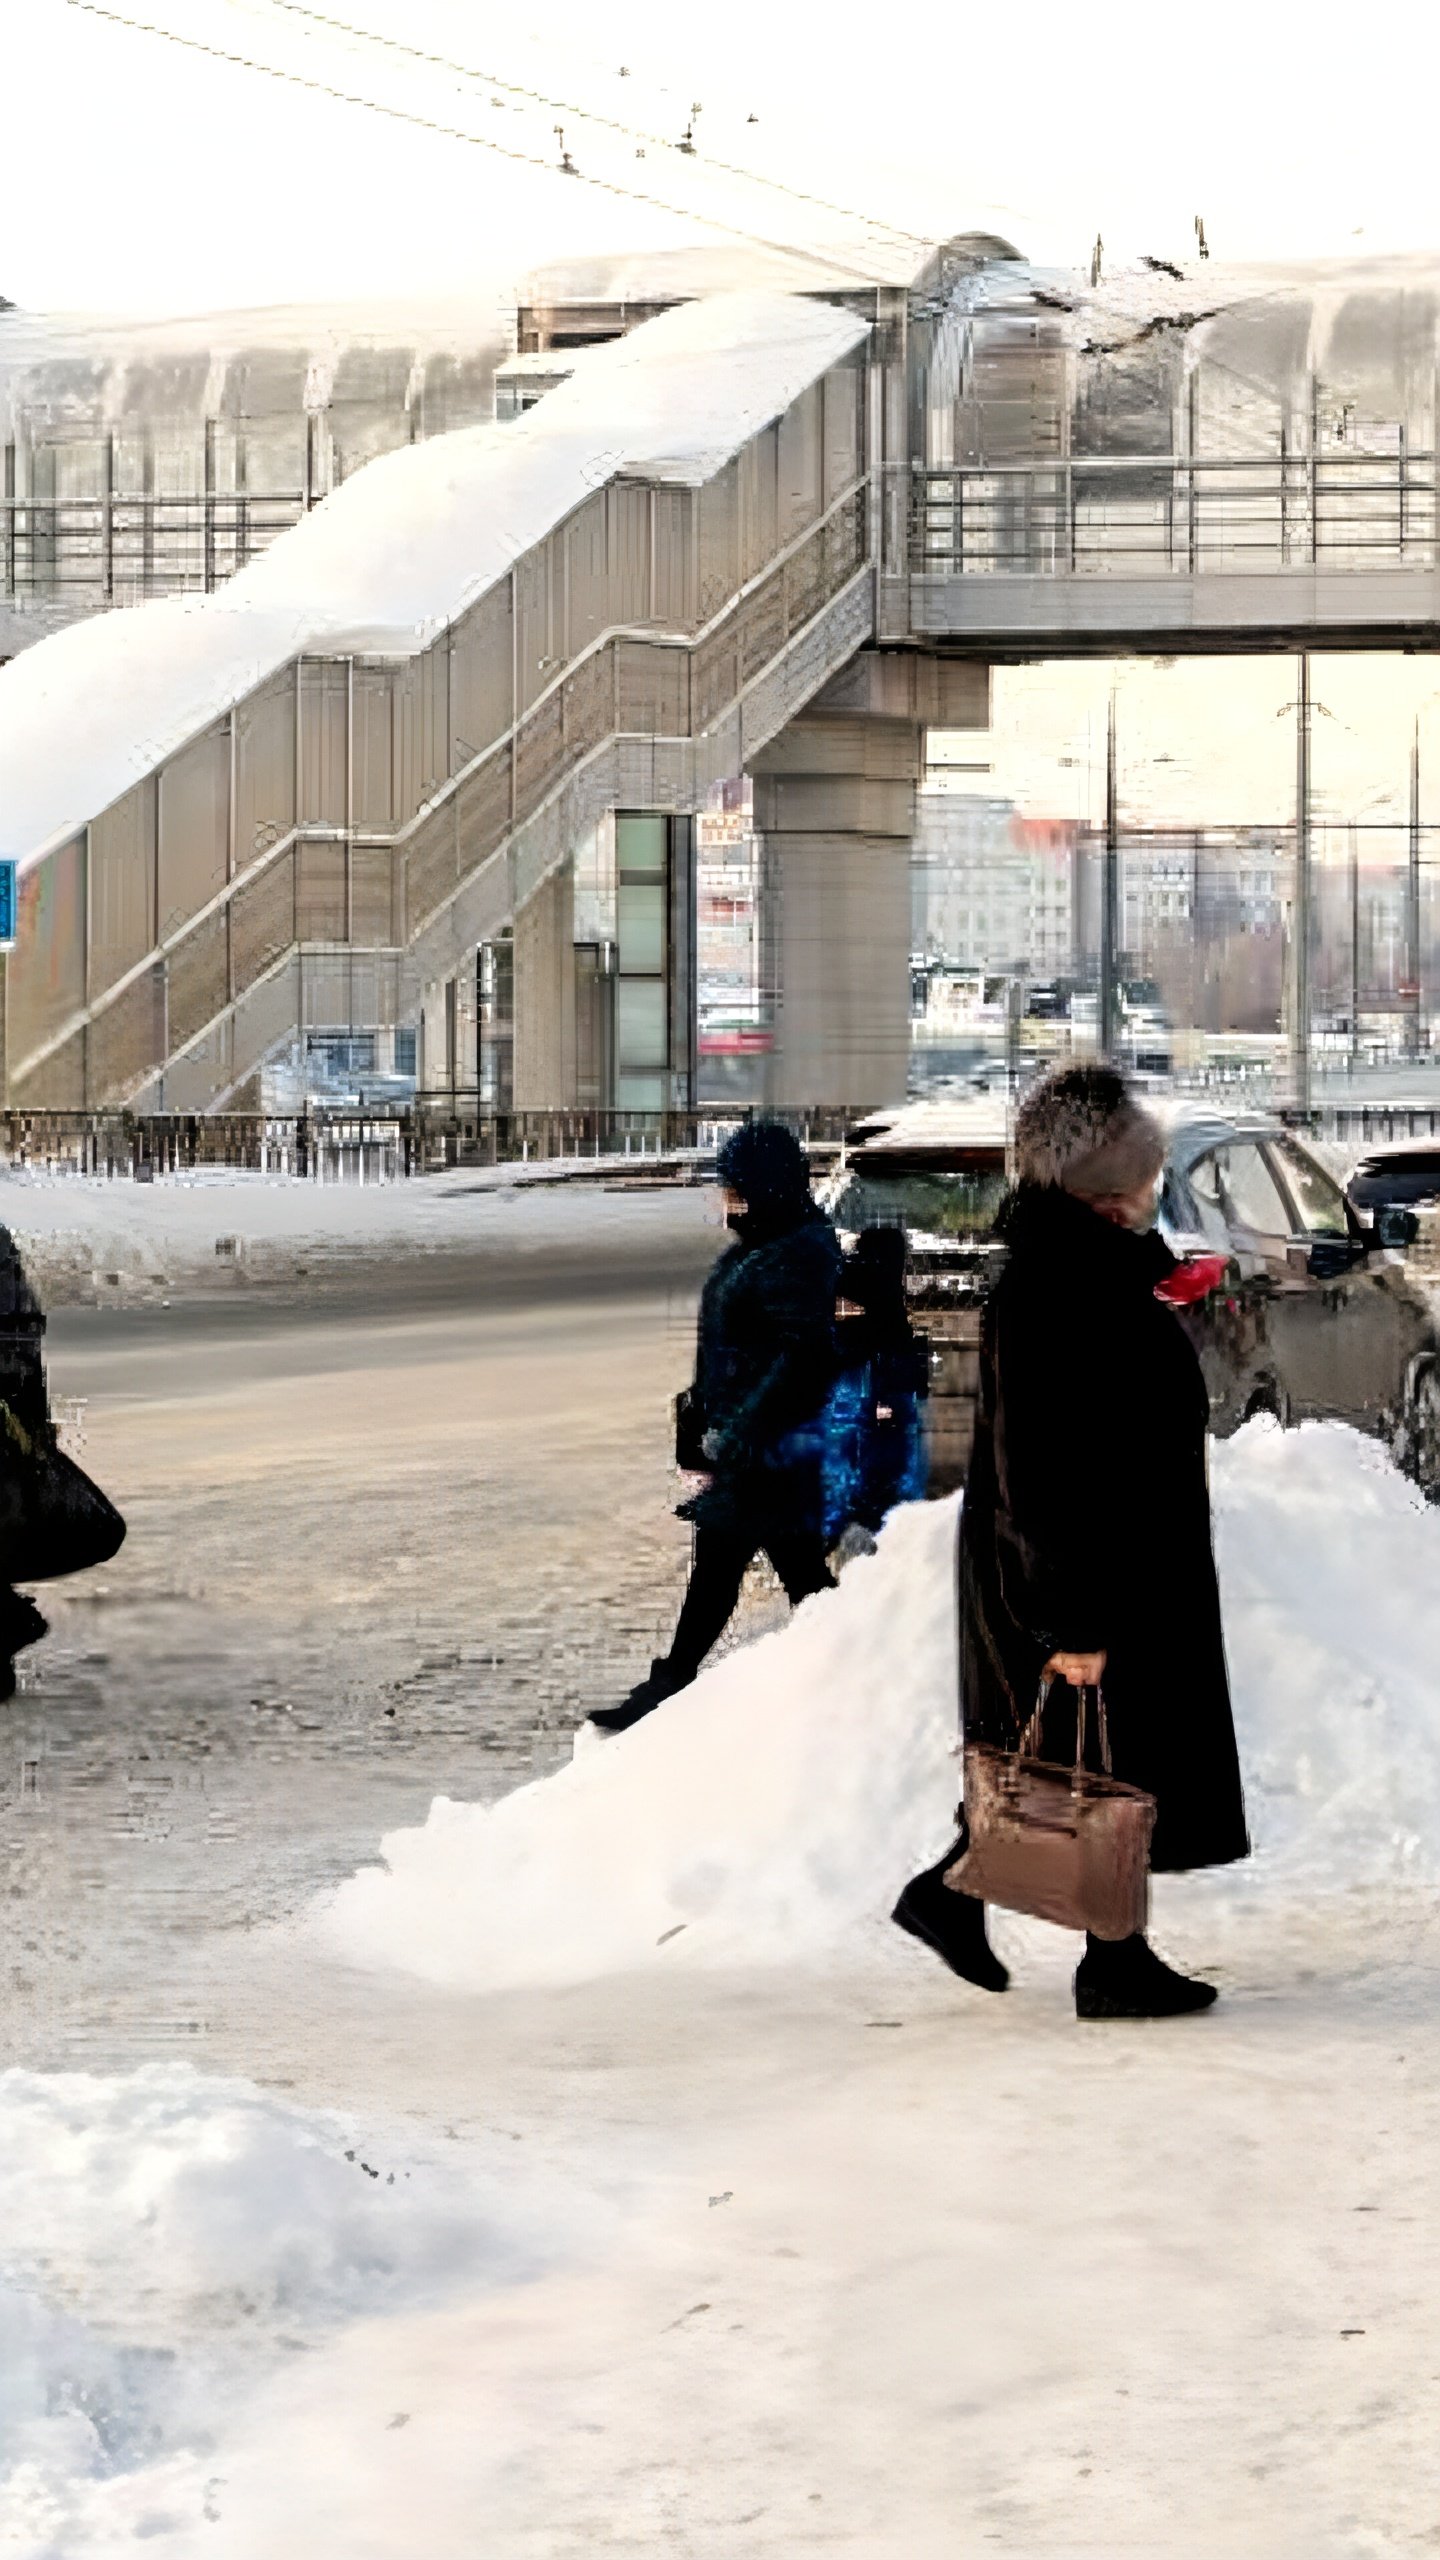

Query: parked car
1158,1112,1428,1462
821,1101,1440,1498
1345,1139,1440,1219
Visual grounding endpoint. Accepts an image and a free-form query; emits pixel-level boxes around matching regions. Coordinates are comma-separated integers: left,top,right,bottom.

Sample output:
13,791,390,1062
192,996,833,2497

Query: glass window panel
1213,1143,1292,1240
616,1072,665,1109
618,880,665,973
1270,1135,1349,1238
616,978,668,1070
616,813,667,876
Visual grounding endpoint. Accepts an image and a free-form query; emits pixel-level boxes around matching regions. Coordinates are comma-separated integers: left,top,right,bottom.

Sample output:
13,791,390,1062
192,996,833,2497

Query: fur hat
1013,1064,1165,1198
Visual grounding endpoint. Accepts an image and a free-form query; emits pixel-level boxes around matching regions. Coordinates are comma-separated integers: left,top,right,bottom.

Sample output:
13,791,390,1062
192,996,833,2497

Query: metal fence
2,490,310,603
0,1103,863,1183
911,450,1440,578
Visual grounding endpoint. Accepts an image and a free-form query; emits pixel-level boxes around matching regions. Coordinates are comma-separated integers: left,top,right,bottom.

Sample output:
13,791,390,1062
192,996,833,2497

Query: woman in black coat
591,1121,841,1733
894,1065,1249,2019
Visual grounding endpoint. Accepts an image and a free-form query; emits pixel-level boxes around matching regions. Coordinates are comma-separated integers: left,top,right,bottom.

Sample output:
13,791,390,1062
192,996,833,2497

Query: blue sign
0,860,14,950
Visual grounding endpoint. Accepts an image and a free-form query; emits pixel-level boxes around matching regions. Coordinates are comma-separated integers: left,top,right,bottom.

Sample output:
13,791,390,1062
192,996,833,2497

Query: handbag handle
1020,1675,1114,1779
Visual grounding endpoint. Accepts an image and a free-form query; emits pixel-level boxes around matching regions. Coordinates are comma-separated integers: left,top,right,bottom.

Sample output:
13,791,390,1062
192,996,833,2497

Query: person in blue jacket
821,1225,929,1555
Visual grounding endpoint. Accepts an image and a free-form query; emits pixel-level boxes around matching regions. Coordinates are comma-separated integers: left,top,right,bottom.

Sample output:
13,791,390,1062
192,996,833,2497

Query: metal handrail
1,490,310,600
910,450,1440,577
0,1102,863,1182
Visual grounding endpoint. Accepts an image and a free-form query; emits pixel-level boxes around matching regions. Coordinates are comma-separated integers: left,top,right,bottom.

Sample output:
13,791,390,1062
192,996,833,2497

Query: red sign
699,1027,773,1055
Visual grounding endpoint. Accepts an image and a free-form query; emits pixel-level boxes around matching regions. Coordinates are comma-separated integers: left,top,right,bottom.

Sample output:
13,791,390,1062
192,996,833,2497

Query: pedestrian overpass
4,242,1440,1113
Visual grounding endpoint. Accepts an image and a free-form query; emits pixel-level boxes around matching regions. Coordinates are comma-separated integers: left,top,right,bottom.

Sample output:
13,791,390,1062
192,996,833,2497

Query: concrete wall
512,864,577,1110
749,651,990,1107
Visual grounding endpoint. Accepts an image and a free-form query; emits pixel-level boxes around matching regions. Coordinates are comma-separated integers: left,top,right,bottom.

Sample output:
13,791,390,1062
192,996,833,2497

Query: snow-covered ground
0,1162,715,1304
316,1422,1440,1993
2,1420,1438,2555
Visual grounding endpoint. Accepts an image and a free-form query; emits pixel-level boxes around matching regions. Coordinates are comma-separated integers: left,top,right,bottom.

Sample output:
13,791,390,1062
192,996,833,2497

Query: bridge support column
748,651,989,1108
512,862,577,1111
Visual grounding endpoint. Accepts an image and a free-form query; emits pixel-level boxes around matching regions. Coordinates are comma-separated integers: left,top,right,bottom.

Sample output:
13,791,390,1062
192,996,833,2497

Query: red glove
1155,1253,1228,1307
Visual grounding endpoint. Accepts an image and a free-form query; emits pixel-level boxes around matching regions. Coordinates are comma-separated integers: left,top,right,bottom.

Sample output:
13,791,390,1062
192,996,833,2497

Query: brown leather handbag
945,1679,1156,1941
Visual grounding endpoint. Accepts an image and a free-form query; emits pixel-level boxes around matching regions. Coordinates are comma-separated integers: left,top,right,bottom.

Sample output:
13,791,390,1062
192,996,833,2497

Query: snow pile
319,1423,1440,1994
323,1493,959,1992
0,1161,713,1303
0,2063,591,2553
1211,1418,1440,1881
0,291,866,867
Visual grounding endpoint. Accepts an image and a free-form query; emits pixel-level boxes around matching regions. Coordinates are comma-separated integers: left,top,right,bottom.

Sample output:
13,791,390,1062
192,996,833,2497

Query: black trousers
663,1524,834,1686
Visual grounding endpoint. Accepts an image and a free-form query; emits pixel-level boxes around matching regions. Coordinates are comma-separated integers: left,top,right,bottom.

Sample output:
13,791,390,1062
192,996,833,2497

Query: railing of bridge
1,490,309,603
911,449,1440,577
0,1104,862,1182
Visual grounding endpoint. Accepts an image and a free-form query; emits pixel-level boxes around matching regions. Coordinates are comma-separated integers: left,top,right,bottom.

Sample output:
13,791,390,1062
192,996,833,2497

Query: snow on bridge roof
0,291,868,873
0,290,512,430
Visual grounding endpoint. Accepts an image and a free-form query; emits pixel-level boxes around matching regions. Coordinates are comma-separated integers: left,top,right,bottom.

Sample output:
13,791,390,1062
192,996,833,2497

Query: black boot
892,1853,1010,1994
0,1593,47,1657
1074,1932,1217,2021
588,1657,688,1735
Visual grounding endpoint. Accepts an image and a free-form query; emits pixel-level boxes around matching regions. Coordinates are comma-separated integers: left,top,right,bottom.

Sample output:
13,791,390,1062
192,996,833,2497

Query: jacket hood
715,1120,811,1210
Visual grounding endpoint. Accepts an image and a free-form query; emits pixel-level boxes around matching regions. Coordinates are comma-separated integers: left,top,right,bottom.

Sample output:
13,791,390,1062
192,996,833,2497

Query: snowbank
0,292,867,867
318,1423,1440,1993
0,1162,714,1303
0,2062,596,2554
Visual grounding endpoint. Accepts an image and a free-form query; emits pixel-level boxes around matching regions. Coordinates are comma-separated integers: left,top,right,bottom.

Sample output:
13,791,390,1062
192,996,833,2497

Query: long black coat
0,1226,48,1439
958,1184,1249,1873
683,1200,841,1540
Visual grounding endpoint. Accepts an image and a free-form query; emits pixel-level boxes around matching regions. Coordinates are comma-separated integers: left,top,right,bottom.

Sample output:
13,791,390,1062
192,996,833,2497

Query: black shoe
589,1659,687,1735
1075,1933,1218,2020
0,1595,47,1656
892,1871,1010,1994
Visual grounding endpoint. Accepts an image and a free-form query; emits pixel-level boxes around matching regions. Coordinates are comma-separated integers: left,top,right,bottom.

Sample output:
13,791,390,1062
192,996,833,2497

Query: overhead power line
251,0,936,259
64,0,913,289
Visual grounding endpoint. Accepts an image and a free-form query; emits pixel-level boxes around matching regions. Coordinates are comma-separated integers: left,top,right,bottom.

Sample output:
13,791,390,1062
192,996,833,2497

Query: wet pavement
0,1231,792,2072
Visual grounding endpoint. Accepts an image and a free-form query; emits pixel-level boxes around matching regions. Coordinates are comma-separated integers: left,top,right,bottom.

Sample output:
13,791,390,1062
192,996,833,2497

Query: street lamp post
1407,720,1423,1058
1288,652,1313,1119
1100,688,1119,1062
1349,821,1360,1078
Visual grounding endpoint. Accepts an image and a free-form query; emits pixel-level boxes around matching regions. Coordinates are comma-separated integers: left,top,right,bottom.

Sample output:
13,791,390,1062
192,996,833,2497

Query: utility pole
1100,687,1119,1062
1289,652,1313,1118
1349,822,1360,1079
1407,719,1423,1058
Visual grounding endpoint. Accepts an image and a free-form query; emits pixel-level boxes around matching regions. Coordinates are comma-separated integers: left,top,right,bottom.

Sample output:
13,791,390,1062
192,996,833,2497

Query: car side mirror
1373,1203,1420,1251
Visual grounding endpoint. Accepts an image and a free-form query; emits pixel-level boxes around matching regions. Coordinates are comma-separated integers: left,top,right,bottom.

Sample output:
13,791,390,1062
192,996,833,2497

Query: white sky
5,0,1440,317
6,0,1440,839
933,656,1440,842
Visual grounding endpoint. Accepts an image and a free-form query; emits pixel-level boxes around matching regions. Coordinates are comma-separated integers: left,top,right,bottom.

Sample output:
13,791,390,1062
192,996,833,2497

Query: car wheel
1400,1362,1440,1501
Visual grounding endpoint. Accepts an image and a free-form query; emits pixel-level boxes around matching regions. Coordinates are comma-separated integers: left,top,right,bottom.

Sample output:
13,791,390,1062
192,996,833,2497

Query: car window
1269,1135,1350,1238
1190,1142,1293,1242
1183,1151,1234,1248
826,1165,1007,1239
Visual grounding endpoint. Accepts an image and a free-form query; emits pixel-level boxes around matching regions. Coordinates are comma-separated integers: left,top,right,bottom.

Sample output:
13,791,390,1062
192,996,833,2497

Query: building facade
911,791,1077,977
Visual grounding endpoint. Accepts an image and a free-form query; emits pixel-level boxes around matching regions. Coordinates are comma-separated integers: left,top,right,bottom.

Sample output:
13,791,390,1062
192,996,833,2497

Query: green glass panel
618,880,666,973
615,813,667,877
616,978,668,1070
